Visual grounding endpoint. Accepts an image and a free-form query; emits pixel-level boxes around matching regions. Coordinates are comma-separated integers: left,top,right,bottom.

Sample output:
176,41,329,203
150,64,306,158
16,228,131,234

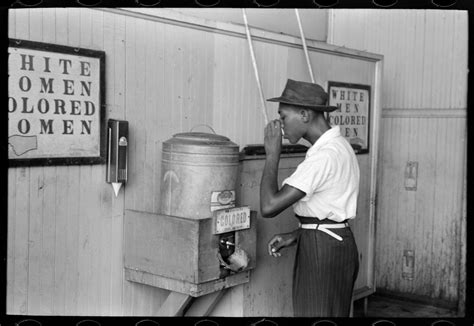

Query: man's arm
260,120,305,218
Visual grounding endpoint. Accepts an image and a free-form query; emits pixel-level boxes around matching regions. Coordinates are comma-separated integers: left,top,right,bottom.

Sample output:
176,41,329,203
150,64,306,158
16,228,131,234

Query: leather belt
298,222,349,241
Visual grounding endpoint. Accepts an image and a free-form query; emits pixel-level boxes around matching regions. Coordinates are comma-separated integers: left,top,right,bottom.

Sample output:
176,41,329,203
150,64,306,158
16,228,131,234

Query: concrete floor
353,294,459,318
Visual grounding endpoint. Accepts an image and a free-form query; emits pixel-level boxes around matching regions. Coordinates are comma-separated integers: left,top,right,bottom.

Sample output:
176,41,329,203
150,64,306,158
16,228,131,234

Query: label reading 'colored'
213,206,250,234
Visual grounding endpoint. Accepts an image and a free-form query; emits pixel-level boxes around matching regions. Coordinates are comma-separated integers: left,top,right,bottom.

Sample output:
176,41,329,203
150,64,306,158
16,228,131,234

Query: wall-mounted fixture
405,161,418,191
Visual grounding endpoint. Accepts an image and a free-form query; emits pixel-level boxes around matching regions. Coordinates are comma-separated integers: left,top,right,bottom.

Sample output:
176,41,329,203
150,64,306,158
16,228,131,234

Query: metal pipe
242,8,269,125
295,9,315,83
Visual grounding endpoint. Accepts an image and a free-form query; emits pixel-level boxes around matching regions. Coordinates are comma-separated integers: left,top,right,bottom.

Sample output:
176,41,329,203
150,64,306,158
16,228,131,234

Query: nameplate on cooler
213,206,250,234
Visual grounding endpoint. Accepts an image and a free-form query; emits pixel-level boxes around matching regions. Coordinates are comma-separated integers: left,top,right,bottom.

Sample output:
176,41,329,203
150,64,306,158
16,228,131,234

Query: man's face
278,104,306,144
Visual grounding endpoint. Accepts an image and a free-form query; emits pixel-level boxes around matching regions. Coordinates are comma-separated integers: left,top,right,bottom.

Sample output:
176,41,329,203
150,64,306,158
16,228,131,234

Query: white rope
242,8,269,125
295,9,315,83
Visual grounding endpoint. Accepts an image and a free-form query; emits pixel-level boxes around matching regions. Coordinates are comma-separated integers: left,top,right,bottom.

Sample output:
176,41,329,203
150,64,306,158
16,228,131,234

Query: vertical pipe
242,8,269,125
295,9,315,83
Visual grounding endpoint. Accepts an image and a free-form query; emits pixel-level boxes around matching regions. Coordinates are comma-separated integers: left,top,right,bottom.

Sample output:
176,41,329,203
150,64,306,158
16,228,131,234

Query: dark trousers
293,215,359,317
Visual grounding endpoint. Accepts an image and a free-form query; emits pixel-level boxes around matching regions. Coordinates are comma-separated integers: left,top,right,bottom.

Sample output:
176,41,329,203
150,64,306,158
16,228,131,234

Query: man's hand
264,119,282,158
267,231,299,257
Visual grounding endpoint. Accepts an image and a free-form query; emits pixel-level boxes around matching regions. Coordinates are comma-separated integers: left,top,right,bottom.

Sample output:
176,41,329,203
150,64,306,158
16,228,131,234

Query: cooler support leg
185,288,229,316
157,291,193,316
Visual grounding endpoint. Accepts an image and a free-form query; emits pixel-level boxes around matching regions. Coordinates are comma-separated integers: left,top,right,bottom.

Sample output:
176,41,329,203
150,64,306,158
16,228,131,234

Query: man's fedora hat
267,79,338,112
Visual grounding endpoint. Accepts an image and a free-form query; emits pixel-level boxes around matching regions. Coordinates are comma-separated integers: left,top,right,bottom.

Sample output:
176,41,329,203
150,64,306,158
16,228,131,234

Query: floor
353,294,459,318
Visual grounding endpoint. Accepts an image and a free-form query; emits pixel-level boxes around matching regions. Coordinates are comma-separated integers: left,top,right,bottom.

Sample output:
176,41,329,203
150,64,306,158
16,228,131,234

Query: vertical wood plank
64,166,80,314
412,11,425,109
29,8,42,42
50,9,69,314
414,118,434,296
101,11,117,316
42,8,56,44
9,9,17,38
67,8,81,46
375,118,387,288
13,167,30,314
39,167,56,314
452,11,468,108
14,9,30,40
52,166,68,315
110,12,127,315
90,9,108,315
93,166,108,315
123,15,137,212
91,9,104,49
402,117,417,294
26,167,42,314
7,168,17,314
151,20,166,214
79,8,92,47
431,118,445,299
55,8,68,46
133,17,147,212
143,18,156,214
77,165,96,314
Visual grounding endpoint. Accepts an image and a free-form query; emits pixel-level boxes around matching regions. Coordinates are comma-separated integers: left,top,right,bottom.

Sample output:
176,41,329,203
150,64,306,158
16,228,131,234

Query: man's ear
299,109,311,123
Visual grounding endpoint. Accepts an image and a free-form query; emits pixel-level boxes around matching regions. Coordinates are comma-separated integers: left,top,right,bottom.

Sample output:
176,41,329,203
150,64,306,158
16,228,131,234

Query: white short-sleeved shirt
282,126,360,222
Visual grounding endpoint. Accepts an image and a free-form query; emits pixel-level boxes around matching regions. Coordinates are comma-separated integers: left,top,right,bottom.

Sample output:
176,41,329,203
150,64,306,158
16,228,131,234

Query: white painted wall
329,9,468,311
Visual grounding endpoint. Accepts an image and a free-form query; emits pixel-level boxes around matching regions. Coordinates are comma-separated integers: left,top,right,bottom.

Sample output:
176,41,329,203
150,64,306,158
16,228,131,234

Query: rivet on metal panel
371,320,397,326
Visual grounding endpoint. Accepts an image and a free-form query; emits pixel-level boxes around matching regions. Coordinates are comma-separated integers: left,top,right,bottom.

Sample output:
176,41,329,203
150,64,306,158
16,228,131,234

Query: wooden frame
8,39,106,167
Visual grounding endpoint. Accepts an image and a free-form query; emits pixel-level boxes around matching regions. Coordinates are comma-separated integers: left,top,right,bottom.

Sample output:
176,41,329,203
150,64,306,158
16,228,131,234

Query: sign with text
213,206,250,235
8,39,106,166
327,82,371,154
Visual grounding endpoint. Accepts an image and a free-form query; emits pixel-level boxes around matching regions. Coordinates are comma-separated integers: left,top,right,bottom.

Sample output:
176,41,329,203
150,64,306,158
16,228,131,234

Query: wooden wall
8,8,126,316
329,9,468,308
8,7,381,316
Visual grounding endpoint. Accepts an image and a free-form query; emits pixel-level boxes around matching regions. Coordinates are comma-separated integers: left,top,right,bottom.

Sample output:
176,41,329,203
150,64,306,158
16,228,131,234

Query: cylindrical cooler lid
173,132,232,144
163,132,239,155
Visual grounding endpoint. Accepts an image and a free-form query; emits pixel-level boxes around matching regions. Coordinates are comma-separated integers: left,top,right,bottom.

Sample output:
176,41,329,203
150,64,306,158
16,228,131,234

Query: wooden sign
8,39,106,166
327,81,371,154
